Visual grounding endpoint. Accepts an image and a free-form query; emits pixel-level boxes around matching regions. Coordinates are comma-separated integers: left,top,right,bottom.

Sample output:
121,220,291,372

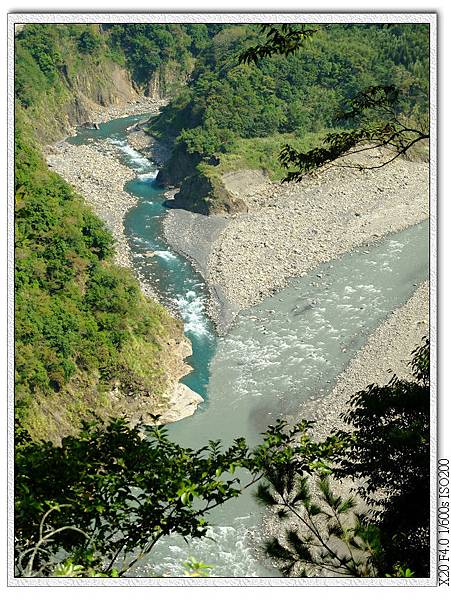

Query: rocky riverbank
89,96,167,125
47,140,138,270
46,131,203,426
304,280,429,438
126,128,172,167
163,147,428,333
262,281,429,570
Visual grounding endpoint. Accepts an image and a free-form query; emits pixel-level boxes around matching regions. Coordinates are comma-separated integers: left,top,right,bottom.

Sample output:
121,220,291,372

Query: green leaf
254,482,278,506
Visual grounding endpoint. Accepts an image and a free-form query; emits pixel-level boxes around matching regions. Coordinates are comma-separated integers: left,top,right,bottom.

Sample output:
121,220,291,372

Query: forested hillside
150,24,429,213
14,23,218,440
15,23,219,143
15,126,190,441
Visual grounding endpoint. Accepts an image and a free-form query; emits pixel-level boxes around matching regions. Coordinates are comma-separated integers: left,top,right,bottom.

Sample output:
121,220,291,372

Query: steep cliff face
146,59,193,101
156,143,200,187
16,22,202,145
25,60,140,144
169,171,248,215
66,61,139,112
156,145,249,215
25,58,192,145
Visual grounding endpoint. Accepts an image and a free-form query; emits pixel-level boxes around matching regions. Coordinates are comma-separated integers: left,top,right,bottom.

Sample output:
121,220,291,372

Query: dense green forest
15,125,187,440
103,23,226,84
15,23,221,143
150,23,429,213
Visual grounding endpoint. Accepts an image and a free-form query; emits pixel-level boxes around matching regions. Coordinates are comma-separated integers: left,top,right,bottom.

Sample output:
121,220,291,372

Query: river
69,114,428,578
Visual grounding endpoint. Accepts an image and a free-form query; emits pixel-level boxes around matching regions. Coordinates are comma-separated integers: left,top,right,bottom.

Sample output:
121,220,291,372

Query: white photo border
7,11,438,588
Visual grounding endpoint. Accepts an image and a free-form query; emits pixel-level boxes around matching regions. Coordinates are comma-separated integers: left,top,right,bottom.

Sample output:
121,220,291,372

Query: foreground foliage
260,338,430,577
15,340,429,578
334,337,430,576
258,474,382,577
15,419,340,576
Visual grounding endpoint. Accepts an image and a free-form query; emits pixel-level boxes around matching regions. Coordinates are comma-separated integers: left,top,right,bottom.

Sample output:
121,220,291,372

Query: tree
238,24,318,64
15,418,341,577
77,30,101,54
278,84,429,181
239,24,429,180
256,473,383,577
258,339,430,577
334,337,430,576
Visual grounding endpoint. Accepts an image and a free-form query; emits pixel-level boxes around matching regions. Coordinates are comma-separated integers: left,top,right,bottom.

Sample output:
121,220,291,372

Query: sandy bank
46,129,203,426
162,147,428,333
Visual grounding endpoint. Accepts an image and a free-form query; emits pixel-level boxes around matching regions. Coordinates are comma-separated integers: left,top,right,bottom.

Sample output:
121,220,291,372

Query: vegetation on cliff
16,23,126,143
14,23,218,439
150,23,429,213
15,126,185,441
103,23,225,88
15,23,220,143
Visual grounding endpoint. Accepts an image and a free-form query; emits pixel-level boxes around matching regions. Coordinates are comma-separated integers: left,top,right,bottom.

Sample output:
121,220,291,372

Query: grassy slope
206,130,334,180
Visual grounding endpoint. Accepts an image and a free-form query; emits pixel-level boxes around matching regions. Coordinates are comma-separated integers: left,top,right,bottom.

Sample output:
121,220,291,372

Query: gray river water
150,219,428,578
71,116,428,578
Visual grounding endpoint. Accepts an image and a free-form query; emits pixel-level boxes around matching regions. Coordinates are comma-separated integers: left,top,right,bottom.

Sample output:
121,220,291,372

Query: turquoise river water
70,114,429,578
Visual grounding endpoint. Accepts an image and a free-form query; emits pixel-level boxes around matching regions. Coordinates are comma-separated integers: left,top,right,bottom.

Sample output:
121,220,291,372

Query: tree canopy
239,24,429,180
149,23,429,210
15,418,340,577
334,337,430,576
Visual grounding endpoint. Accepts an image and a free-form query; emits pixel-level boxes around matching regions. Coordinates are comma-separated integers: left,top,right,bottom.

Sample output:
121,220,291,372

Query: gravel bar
206,147,428,332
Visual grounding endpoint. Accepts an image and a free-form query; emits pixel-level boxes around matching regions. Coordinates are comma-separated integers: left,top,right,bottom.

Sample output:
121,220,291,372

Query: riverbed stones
47,140,140,274
202,151,428,326
89,97,167,124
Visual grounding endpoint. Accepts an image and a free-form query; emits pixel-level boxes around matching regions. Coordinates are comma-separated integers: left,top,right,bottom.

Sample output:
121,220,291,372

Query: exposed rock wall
28,60,141,144
163,168,251,216
146,59,193,100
